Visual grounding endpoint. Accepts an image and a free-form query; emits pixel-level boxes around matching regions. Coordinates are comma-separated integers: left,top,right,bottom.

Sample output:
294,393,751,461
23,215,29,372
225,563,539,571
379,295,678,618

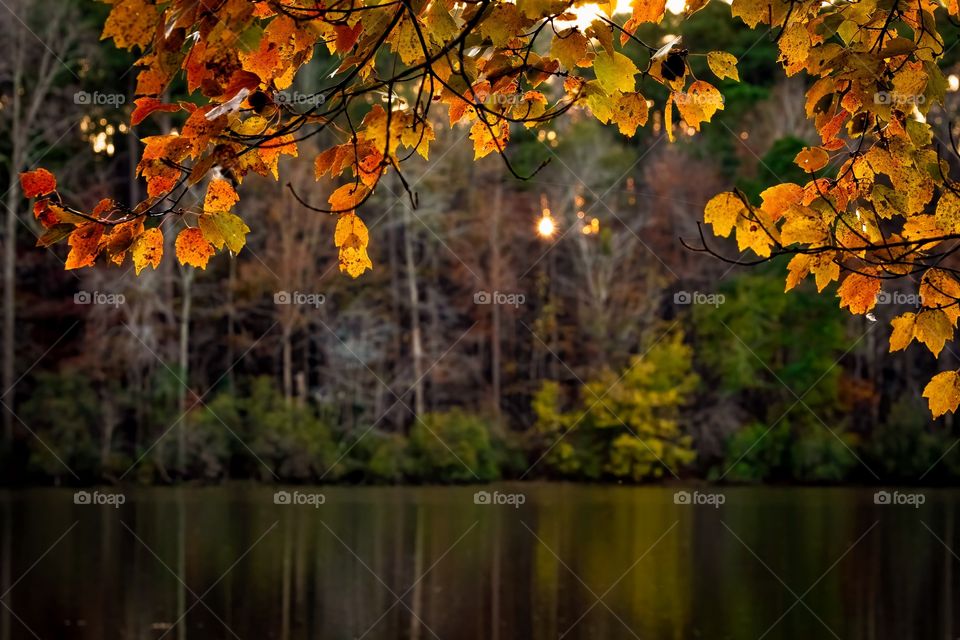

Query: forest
3,0,960,487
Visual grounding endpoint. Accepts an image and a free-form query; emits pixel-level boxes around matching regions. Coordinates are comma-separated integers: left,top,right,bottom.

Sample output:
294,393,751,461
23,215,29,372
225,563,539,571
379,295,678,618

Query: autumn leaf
795,147,829,173
200,212,250,254
131,97,181,126
837,271,880,315
924,371,960,418
131,227,164,275
611,92,649,136
20,169,57,198
889,313,917,352
65,223,104,270
175,227,216,269
706,51,739,81
703,192,746,237
205,179,239,213
335,212,373,278
328,183,371,212
915,309,953,357
594,51,638,95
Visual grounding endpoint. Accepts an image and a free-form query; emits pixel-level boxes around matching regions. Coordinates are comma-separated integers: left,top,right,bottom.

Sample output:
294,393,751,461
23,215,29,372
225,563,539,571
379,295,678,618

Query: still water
0,484,957,640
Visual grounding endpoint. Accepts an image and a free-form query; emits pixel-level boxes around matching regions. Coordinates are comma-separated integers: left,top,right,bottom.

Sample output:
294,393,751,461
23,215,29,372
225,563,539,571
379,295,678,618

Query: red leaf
20,168,57,198
131,97,181,126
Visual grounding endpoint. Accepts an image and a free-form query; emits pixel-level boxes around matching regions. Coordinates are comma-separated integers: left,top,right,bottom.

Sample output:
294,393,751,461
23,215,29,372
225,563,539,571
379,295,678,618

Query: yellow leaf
594,51,638,95
132,227,163,275
707,51,739,81
551,29,591,69
915,309,953,357
703,192,745,237
923,371,960,417
920,268,960,326
611,92,649,136
200,212,250,254
630,0,666,23
935,189,960,233
837,271,880,315
335,212,373,278
673,81,724,131
470,120,510,159
889,312,916,352
205,179,239,213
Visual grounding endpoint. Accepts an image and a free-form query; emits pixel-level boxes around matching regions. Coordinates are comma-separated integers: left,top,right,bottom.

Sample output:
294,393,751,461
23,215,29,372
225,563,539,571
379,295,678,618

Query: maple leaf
65,223,104,270
175,227,216,269
703,192,746,237
335,212,373,278
205,180,239,213
200,213,250,254
837,271,880,315
707,51,739,81
924,371,960,418
20,169,57,198
794,147,829,173
131,97,181,126
132,228,164,275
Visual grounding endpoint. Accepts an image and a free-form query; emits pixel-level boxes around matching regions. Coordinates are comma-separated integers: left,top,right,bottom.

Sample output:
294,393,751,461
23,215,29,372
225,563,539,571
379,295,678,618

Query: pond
0,484,956,639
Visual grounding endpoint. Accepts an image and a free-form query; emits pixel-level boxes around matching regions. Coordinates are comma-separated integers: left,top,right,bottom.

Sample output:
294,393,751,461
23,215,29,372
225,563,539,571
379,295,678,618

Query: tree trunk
177,269,194,476
403,202,425,417
489,184,502,428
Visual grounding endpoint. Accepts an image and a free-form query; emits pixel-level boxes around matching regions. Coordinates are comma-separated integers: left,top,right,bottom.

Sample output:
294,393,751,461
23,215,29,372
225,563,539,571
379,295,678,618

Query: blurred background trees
3,0,960,485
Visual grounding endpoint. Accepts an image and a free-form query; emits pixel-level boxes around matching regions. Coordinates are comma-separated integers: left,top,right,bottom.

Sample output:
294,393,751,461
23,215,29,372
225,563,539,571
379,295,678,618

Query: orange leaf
328,183,370,212
175,227,215,269
65,223,104,270
131,97,181,126
20,168,57,198
795,147,829,173
204,179,239,212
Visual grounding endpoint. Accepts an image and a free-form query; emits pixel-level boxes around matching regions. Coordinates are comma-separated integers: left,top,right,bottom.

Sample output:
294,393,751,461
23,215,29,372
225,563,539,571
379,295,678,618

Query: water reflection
0,484,957,639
